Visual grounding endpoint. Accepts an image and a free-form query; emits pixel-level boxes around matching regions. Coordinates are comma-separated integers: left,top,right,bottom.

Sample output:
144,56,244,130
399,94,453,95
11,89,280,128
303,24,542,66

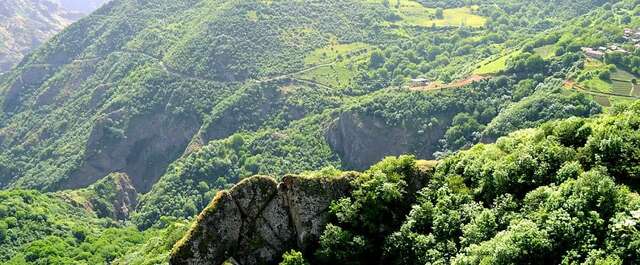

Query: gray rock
171,191,242,265
170,174,355,265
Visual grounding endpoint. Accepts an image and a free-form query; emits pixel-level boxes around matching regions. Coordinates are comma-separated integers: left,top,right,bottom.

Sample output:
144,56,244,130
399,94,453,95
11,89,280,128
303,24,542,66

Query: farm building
582,47,605,59
410,78,430,87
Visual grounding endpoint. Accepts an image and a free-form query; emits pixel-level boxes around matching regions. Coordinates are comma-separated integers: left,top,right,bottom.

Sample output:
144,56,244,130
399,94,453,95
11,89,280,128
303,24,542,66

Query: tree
280,250,309,265
369,51,386,69
435,8,444,19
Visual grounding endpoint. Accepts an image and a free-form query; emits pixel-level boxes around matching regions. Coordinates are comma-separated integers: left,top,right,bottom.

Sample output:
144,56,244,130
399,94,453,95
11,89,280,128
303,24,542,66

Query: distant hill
56,0,109,14
0,0,109,73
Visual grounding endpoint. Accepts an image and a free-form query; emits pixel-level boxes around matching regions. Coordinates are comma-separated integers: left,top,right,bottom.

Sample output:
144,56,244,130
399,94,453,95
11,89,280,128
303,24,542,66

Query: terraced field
578,60,638,96
611,79,632,95
591,95,611,106
632,84,640,97
611,68,636,81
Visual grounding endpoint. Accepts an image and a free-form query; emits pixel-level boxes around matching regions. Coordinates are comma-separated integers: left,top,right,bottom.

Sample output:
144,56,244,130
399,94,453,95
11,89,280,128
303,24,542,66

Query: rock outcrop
64,110,201,193
326,112,450,170
58,172,137,220
170,174,355,265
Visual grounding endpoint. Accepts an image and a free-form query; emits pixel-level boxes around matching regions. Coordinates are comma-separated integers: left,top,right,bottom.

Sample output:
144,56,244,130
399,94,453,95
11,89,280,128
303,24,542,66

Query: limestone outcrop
325,111,451,170
169,174,355,265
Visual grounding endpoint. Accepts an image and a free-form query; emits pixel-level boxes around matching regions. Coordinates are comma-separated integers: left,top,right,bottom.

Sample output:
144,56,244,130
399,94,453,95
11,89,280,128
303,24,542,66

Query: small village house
582,47,605,59
410,78,430,87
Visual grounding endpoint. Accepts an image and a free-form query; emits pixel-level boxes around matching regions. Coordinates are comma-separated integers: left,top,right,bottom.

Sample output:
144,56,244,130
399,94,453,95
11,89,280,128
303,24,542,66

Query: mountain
56,0,110,14
0,0,109,73
2,0,640,263
0,0,617,237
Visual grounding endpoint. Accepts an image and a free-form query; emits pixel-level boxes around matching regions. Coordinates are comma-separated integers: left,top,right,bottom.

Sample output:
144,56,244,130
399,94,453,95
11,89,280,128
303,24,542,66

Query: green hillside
0,0,611,192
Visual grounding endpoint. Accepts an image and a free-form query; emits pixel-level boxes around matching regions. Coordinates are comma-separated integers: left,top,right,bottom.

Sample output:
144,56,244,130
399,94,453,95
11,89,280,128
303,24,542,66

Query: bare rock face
111,172,138,220
280,174,356,252
64,109,201,192
173,191,243,265
325,112,451,170
170,174,355,265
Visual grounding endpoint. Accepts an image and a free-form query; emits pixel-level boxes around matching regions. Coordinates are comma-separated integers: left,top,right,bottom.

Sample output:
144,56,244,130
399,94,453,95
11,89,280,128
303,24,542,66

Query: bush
280,250,309,265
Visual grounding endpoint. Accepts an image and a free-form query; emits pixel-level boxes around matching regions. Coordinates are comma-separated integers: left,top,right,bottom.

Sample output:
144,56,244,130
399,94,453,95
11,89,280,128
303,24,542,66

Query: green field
299,45,371,89
298,63,358,89
473,51,520,75
611,67,637,82
590,94,611,106
578,59,638,96
583,77,612,93
611,80,632,95
366,0,487,28
304,42,371,66
474,44,554,75
533,45,555,59
608,96,636,107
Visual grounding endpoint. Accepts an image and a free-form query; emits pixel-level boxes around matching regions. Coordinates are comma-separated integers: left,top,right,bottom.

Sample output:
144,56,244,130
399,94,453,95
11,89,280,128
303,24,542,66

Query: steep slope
0,0,392,192
3,0,638,263
0,0,618,195
172,101,640,265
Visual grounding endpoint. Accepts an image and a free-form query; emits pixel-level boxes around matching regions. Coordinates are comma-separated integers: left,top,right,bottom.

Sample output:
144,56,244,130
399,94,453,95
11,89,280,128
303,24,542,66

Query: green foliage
280,250,309,265
0,0,636,263
483,80,602,140
507,52,546,76
317,156,430,263
305,102,640,264
454,220,553,264
579,102,640,181
443,113,484,150
0,188,190,264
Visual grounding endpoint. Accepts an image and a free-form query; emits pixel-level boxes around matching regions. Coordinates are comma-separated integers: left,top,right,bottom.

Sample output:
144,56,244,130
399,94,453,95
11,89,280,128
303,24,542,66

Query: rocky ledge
169,173,356,265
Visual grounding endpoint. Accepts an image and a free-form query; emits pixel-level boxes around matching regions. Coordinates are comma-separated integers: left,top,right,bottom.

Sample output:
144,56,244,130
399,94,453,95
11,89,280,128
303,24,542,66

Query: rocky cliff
326,111,451,170
169,174,356,265
58,172,138,220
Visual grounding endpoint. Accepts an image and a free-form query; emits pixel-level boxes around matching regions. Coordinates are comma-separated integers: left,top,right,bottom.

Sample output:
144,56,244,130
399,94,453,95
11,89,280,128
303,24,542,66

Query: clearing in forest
365,0,487,28
533,45,556,59
304,42,371,66
473,50,520,75
577,58,638,96
409,74,488,92
297,42,372,89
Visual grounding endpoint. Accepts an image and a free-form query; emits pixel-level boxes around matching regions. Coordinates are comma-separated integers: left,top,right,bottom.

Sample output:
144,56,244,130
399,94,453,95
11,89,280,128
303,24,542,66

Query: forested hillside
1,0,639,263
